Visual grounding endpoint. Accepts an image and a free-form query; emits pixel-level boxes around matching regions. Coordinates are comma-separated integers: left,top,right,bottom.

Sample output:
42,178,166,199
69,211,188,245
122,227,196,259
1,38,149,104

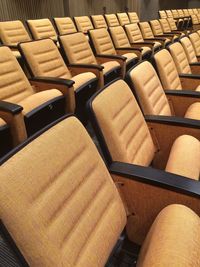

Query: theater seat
150,20,179,42
59,32,122,87
180,36,199,63
0,115,200,267
91,15,107,29
74,16,94,35
159,18,185,37
88,79,200,180
189,32,200,57
127,12,140,23
116,12,130,26
105,14,120,27
53,17,77,35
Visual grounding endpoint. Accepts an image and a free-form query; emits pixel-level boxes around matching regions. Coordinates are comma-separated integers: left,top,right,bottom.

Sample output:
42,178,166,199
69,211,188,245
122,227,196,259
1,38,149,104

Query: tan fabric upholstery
101,61,120,74
159,18,172,33
128,12,140,23
91,80,156,166
180,37,198,63
117,13,130,26
137,205,200,267
74,16,94,34
189,32,200,56
105,14,119,27
183,9,190,16
27,19,57,41
150,20,164,36
184,102,200,120
172,10,179,18
0,116,127,267
167,18,178,31
191,15,199,25
123,53,138,62
177,9,184,17
72,72,96,91
54,17,77,35
129,61,172,116
168,42,192,74
193,8,199,14
166,10,173,18
109,26,131,48
159,11,167,19
125,23,144,43
154,49,182,89
91,15,107,29
139,22,155,39
0,20,31,46
166,135,200,180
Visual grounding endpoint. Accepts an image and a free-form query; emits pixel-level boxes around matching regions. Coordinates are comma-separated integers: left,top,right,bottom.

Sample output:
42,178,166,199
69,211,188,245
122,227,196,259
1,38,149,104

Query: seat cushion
165,135,200,180
141,46,151,54
102,61,120,75
72,72,96,91
137,204,200,267
184,103,200,120
19,89,62,114
154,41,162,49
123,53,138,63
195,85,200,91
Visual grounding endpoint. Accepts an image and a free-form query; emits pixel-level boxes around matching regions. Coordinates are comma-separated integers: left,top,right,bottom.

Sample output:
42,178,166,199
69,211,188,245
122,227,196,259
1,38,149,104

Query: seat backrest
150,20,163,36
180,36,197,63
0,20,31,46
125,23,144,43
117,13,130,26
74,16,94,34
0,46,34,103
128,61,172,116
54,17,77,35
0,116,127,267
89,28,116,55
90,80,156,165
193,8,198,14
177,9,184,17
154,49,182,90
189,32,200,56
139,22,154,39
109,26,131,48
171,10,179,18
19,39,72,79
159,10,167,19
168,42,192,74
91,15,107,29
27,19,57,41
159,18,171,33
128,12,140,23
105,14,120,27
167,18,178,31
59,33,97,65
191,15,199,25
166,10,173,18
183,9,190,16
188,9,194,15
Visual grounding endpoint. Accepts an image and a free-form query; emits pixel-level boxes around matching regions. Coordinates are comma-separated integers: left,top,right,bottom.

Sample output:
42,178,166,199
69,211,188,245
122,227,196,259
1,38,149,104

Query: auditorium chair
116,12,130,26
180,36,200,63
166,10,183,30
193,8,199,14
159,18,185,37
159,10,167,19
183,9,190,17
1,115,200,266
150,20,179,42
89,28,139,72
18,39,98,122
53,17,77,35
108,26,152,60
88,79,200,181
189,32,200,57
153,48,200,92
59,32,123,87
0,20,31,59
126,61,200,120
104,14,120,27
74,16,94,36
0,45,74,143
188,9,194,16
191,14,200,30
166,10,173,18
90,15,107,29
26,18,58,42
127,12,140,23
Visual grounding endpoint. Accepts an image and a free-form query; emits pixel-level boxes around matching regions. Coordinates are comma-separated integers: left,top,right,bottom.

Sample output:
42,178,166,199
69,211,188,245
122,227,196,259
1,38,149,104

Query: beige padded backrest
19,39,71,79
166,10,173,18
191,15,199,25
172,10,179,18
177,9,184,17
188,9,194,15
180,37,197,63
117,13,130,26
125,23,144,43
189,32,200,56
59,33,97,65
129,61,172,116
168,43,192,74
89,28,116,55
154,49,182,90
54,17,77,35
0,20,31,46
105,14,120,27
159,11,167,19
0,46,34,103
139,22,154,39
0,116,127,267
183,9,190,16
74,16,94,34
91,15,107,29
150,20,163,36
91,80,156,166
167,18,178,31
193,8,198,14
27,19,57,41
109,26,131,48
159,19,171,33
128,12,140,23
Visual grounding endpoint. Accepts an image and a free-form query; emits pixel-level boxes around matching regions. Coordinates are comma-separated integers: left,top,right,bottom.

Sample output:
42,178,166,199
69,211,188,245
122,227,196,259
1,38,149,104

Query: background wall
188,0,200,7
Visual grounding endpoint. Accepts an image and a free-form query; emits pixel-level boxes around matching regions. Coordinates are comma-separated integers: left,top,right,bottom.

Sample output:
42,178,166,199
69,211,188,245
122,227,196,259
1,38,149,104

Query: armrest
165,89,200,97
179,73,200,90
0,100,22,115
68,63,104,71
29,77,74,87
115,47,141,60
154,34,173,40
116,47,143,52
144,38,165,47
96,54,126,61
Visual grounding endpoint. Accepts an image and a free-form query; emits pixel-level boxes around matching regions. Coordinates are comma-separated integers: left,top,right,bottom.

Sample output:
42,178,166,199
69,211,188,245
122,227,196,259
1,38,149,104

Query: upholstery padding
72,72,96,91
123,53,138,62
105,14,119,27
165,135,200,180
117,13,130,26
54,17,77,35
74,16,93,34
128,12,140,24
125,23,144,43
180,37,197,63
102,61,120,74
190,33,200,56
109,26,131,48
184,103,200,120
91,15,107,29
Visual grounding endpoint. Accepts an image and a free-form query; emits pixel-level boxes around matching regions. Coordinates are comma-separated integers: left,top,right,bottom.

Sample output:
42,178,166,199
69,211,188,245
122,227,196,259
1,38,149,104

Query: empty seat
159,18,185,37
189,32,200,57
19,39,98,122
105,14,120,27
59,32,122,87
150,20,178,42
74,16,94,34
166,10,173,18
88,79,200,180
53,17,77,35
1,115,200,266
180,36,199,63
159,10,167,19
127,12,140,23
91,15,107,29
89,28,138,72
116,13,130,26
